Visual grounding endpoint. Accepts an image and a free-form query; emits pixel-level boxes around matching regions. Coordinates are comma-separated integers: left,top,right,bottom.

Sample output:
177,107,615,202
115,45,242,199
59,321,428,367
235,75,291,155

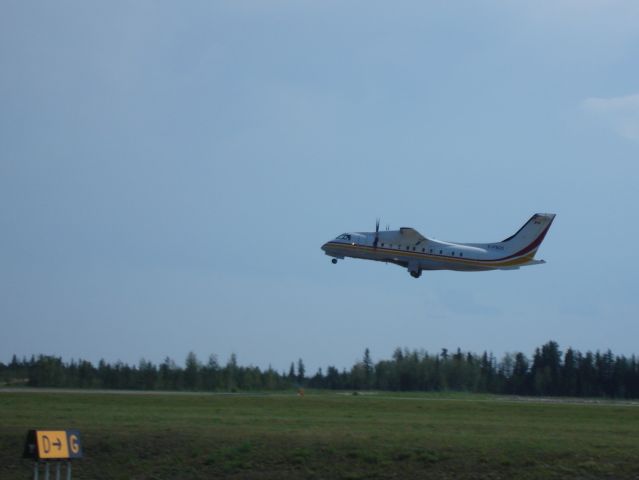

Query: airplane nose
321,242,328,252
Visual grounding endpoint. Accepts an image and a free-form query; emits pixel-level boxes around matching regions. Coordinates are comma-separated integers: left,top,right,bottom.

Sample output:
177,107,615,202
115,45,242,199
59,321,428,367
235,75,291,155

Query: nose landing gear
331,258,338,264
409,269,422,279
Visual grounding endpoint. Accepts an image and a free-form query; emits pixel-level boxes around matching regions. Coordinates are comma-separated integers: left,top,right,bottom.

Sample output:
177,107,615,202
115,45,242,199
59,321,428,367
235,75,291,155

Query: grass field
1,390,639,479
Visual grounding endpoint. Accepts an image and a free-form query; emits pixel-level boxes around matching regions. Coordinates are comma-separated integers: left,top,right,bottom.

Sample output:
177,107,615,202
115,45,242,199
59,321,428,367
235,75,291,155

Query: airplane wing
399,227,427,241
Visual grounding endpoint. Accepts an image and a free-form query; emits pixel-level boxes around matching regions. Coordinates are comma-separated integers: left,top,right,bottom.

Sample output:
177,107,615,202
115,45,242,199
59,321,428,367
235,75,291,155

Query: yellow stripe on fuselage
328,243,536,268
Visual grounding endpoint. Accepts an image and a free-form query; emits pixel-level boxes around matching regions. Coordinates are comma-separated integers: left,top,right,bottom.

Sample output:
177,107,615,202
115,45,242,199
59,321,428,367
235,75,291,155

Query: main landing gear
331,258,338,264
410,269,422,279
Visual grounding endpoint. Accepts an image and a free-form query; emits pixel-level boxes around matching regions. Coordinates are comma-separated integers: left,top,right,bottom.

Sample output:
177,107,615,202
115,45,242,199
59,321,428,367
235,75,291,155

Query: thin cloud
581,93,639,140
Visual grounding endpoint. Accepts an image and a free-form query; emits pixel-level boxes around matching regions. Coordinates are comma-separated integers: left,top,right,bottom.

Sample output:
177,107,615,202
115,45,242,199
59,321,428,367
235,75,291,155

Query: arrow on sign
53,439,62,450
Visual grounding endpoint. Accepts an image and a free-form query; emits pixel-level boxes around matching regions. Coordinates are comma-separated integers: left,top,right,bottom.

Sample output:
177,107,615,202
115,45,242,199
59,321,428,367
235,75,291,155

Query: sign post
24,430,82,480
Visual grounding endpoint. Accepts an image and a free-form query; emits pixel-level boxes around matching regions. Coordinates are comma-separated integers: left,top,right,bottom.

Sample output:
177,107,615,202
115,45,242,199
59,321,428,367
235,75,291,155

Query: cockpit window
336,234,351,241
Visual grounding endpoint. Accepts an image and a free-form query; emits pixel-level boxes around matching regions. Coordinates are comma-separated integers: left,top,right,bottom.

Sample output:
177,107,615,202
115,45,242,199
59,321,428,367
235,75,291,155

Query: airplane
321,213,556,278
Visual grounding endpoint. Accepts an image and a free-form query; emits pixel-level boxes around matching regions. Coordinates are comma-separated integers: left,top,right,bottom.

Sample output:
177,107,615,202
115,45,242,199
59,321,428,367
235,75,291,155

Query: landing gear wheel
331,258,338,264
410,269,422,278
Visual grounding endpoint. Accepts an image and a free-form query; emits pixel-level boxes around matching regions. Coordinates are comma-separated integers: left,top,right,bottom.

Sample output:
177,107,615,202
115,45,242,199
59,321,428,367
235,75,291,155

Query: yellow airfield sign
36,431,69,459
24,430,82,460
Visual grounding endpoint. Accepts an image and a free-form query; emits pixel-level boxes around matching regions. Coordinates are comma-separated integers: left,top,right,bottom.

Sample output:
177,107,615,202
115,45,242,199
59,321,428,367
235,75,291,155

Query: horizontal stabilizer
501,259,546,270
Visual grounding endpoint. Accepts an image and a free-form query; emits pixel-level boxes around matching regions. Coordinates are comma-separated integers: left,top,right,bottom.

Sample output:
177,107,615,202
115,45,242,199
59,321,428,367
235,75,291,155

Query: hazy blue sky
2,1,639,373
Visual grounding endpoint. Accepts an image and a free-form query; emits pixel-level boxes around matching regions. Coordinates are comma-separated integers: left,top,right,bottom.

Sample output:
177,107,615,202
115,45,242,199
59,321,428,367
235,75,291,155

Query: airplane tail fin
499,213,556,258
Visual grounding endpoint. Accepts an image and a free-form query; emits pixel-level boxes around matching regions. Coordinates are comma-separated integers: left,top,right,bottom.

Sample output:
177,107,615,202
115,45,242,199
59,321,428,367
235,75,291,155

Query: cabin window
429,249,433,253
439,250,442,254
381,243,384,247
460,252,463,257
412,247,416,251
452,252,455,256
422,248,425,252
406,246,410,251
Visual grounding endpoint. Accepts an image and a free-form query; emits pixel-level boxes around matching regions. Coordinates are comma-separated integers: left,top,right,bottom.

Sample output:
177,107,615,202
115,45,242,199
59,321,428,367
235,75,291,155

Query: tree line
2,341,639,398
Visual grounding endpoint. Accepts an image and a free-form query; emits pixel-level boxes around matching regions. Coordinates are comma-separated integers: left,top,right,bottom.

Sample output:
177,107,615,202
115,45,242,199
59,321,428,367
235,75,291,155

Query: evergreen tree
297,358,305,384
184,352,200,390
159,356,178,390
577,351,597,396
138,359,157,390
562,348,577,396
511,352,530,395
227,353,238,391
363,348,374,389
201,354,220,391
325,366,340,389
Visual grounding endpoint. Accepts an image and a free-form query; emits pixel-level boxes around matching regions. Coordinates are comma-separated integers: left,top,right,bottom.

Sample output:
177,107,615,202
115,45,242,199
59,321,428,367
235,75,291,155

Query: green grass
1,390,639,479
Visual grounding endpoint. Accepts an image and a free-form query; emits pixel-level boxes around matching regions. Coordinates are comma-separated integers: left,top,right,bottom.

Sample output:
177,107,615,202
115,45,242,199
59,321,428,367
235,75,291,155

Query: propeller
373,218,380,248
